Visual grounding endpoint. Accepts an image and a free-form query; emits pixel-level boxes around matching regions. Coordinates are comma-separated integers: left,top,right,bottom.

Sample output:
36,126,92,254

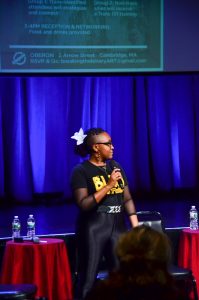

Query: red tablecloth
0,238,73,300
178,228,199,298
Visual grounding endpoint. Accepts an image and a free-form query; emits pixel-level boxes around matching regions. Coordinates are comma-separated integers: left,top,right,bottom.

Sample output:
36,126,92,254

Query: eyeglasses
95,142,113,147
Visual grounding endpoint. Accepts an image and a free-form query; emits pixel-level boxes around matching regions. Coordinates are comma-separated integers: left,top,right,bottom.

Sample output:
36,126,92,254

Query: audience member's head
86,225,188,300
116,225,171,277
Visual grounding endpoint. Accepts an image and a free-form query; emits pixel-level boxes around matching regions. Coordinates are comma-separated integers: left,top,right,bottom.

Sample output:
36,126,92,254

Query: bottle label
190,212,198,219
27,221,35,229
12,223,21,230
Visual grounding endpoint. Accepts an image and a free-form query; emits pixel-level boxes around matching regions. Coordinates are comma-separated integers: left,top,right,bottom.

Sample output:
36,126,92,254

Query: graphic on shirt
92,175,124,194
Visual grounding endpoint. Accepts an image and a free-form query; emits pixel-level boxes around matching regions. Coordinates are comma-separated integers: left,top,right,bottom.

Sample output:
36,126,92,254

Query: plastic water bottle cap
29,214,33,217
191,206,196,209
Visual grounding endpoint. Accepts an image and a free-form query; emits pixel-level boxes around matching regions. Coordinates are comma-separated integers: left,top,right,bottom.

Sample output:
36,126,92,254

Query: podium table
178,228,199,299
0,238,73,300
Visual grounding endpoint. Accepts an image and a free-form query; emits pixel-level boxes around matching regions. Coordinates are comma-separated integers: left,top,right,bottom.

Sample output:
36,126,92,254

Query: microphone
109,160,124,189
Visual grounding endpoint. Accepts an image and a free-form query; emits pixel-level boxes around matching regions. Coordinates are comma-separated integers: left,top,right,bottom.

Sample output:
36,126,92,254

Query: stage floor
0,190,197,239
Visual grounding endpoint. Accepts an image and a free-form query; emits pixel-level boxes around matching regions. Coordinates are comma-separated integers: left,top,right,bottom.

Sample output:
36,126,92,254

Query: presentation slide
0,0,162,73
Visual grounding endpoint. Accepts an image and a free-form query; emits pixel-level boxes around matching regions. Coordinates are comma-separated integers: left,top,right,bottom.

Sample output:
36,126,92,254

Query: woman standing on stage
70,127,138,299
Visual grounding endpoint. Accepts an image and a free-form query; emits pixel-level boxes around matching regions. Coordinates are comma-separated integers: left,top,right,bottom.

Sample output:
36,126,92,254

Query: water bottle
27,214,35,238
12,216,21,239
189,205,198,230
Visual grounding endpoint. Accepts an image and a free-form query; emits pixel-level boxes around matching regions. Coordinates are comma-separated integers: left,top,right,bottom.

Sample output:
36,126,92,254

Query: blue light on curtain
0,74,199,203
0,93,4,198
168,76,197,188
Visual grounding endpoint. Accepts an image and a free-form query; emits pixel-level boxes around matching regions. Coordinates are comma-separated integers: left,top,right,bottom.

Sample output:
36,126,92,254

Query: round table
0,238,73,300
178,228,199,299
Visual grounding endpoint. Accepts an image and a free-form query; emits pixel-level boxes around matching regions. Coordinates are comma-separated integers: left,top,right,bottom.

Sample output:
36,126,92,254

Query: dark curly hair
74,127,105,157
116,225,171,269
